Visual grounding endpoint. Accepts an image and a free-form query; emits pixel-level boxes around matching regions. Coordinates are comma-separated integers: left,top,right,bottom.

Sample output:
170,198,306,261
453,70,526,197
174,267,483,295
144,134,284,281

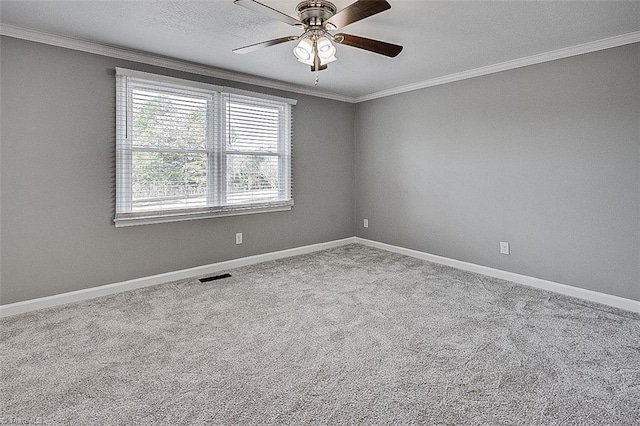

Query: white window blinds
115,68,295,227
222,93,292,206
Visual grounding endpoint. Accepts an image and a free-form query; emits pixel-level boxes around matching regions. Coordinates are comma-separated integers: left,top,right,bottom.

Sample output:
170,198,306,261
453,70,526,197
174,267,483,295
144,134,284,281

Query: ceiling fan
232,0,403,73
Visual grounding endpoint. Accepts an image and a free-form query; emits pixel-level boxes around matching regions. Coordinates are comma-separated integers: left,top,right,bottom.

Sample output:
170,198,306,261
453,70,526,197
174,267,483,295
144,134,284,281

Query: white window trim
116,68,297,105
115,68,296,227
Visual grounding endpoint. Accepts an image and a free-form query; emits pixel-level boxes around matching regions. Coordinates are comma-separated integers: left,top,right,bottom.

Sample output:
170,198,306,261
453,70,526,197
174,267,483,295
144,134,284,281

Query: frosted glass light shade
316,36,337,64
293,38,315,65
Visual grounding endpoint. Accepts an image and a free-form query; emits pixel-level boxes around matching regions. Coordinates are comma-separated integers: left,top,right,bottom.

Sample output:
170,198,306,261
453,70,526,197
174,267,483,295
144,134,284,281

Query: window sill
114,202,293,227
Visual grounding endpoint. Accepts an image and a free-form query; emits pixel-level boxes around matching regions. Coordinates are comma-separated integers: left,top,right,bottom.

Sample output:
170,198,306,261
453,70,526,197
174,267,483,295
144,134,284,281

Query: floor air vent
199,273,232,283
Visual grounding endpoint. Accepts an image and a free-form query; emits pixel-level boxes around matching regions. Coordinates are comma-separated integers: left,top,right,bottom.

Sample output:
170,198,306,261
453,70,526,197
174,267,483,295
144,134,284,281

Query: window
115,68,295,226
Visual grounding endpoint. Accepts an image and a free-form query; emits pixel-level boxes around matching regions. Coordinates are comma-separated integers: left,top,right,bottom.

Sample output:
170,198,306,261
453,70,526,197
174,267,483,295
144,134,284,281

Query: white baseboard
0,237,356,318
356,237,640,314
3,236,638,317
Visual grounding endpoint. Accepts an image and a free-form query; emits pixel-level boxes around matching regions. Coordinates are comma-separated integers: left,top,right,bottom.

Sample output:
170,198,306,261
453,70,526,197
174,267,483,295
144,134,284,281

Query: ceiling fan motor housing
296,1,337,27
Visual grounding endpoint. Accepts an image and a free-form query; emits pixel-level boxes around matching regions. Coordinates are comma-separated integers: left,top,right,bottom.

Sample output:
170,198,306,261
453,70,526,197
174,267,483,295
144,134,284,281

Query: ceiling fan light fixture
234,0,402,76
293,37,314,65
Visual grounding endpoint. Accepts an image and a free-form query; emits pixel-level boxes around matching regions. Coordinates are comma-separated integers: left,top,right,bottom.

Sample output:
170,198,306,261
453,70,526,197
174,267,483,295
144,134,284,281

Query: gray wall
0,37,355,304
2,36,638,305
355,43,640,301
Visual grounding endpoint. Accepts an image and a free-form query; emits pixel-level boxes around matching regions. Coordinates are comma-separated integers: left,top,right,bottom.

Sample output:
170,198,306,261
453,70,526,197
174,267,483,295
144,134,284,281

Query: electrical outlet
500,241,510,255
363,219,369,228
236,233,243,245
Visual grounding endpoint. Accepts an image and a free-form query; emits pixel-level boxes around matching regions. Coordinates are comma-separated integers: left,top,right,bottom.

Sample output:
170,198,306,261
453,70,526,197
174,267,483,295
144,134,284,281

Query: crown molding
355,31,640,103
2,24,639,104
0,24,356,104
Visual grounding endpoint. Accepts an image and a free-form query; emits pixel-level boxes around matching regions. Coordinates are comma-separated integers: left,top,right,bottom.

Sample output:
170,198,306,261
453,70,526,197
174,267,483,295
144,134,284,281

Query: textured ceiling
1,1,639,99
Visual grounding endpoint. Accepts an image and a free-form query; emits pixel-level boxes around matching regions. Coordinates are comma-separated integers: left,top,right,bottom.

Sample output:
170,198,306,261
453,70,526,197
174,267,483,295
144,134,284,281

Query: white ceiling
1,1,639,100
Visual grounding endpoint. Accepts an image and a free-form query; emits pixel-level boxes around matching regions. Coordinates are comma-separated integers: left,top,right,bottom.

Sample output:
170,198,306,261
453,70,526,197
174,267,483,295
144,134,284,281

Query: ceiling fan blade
233,36,299,54
326,0,391,30
234,0,303,27
334,33,403,57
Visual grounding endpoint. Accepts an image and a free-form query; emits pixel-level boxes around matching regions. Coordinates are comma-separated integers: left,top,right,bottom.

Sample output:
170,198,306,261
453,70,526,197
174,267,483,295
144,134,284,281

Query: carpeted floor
1,244,639,425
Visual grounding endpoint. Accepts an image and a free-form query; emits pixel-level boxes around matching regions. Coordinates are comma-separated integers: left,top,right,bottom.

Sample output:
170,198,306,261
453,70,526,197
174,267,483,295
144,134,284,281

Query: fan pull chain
314,70,320,86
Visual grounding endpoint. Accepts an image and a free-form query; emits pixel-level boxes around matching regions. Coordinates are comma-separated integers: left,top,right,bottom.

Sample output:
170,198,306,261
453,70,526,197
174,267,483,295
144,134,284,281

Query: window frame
114,68,296,227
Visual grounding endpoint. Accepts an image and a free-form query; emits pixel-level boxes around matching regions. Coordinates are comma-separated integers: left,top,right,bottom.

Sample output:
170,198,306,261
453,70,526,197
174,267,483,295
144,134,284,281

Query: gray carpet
1,244,639,425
